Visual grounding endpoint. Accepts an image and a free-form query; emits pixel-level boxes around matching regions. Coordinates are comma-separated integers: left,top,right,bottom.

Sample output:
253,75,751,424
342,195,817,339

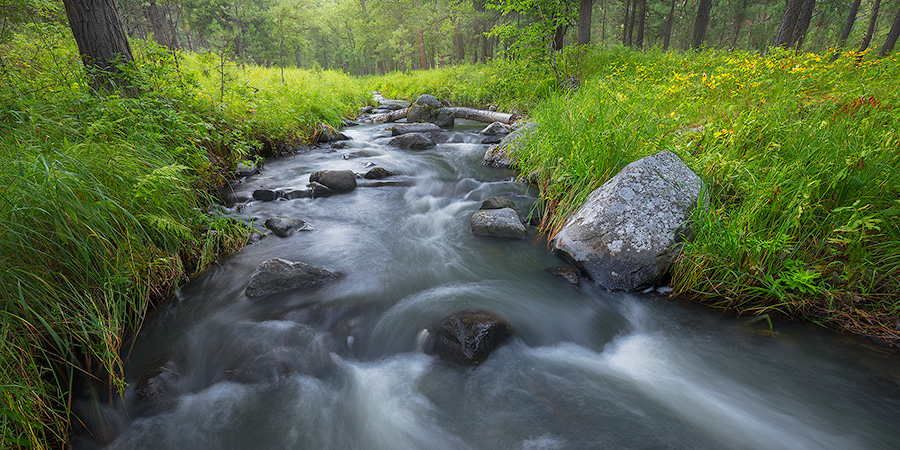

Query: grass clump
510,47,900,343
0,25,367,449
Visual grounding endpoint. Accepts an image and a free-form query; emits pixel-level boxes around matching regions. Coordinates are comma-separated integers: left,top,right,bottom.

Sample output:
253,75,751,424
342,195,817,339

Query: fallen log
446,107,516,124
373,107,409,123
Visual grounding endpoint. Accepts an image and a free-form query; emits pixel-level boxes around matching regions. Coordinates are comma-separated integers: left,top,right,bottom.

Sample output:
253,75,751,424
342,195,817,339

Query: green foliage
0,23,367,449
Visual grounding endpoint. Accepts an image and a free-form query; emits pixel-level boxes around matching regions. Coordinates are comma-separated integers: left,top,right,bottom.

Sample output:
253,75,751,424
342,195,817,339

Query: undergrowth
0,22,367,449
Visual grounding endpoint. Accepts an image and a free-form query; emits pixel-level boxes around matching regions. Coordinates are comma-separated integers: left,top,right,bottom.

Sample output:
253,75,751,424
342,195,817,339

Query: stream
76,101,900,449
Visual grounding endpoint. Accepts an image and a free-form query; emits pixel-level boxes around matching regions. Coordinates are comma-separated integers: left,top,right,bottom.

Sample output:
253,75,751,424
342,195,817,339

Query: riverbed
76,108,900,450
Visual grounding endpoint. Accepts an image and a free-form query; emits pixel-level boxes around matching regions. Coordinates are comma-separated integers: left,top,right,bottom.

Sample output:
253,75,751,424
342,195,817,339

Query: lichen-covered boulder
552,151,704,291
424,309,512,367
309,169,357,193
245,258,338,298
407,94,455,127
470,207,525,240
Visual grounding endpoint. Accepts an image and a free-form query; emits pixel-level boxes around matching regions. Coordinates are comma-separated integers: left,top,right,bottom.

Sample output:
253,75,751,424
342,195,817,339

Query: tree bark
635,0,646,48
417,29,426,70
691,0,712,50
578,0,593,45
663,0,676,50
62,0,135,93
837,0,862,48
553,24,566,51
627,0,637,46
881,6,900,57
622,0,631,45
144,0,180,49
858,0,882,57
790,0,815,49
446,107,515,124
774,0,803,47
730,0,749,50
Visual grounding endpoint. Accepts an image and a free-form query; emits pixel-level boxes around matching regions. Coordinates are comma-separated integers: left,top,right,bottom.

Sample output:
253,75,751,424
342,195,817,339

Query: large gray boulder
407,94,455,127
388,132,436,150
310,169,357,193
424,309,512,367
470,207,525,240
552,151,704,291
482,121,535,169
245,258,338,298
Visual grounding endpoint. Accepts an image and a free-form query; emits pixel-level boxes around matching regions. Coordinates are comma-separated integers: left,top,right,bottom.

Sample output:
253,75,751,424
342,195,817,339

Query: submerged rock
310,169,357,193
388,132,436,150
265,216,314,237
253,189,280,202
470,207,525,240
545,267,580,288
424,309,512,367
364,167,395,179
390,122,443,135
482,121,535,169
245,258,338,298
480,196,515,210
552,151,705,291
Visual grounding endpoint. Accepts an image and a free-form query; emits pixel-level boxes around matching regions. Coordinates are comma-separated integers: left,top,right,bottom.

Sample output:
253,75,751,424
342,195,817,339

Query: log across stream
73,109,900,450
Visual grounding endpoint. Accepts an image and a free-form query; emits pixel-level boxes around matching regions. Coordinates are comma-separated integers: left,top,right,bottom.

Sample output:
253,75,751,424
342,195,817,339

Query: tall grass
367,45,899,342
0,26,368,448
510,47,900,342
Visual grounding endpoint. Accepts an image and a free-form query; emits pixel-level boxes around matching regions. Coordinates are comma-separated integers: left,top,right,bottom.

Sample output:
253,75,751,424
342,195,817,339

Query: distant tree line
5,0,900,85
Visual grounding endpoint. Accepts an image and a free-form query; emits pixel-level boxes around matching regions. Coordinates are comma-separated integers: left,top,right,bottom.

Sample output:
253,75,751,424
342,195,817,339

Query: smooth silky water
77,116,900,449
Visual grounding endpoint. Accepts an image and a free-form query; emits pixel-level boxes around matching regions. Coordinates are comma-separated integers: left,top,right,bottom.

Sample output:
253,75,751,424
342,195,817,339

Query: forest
1,0,899,448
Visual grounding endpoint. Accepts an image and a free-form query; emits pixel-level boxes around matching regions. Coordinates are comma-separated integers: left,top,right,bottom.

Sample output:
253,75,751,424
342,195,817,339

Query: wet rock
480,121,512,136
283,189,312,199
424,309,512,367
235,160,260,178
481,136,503,145
390,122,443,135
253,189,280,202
315,123,350,143
342,118,359,127
470,207,525,240
389,132,436,150
364,167,395,179
245,258,338,299
480,196,515,210
309,181,333,198
552,151,705,291
265,216,314,237
223,322,339,384
246,232,266,245
359,105,374,114
309,169,357,193
482,121,535,169
332,142,349,150
134,359,180,403
407,94,455,128
545,267,580,288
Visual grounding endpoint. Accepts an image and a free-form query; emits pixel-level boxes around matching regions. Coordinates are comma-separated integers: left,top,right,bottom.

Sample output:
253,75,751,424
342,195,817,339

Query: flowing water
77,105,900,449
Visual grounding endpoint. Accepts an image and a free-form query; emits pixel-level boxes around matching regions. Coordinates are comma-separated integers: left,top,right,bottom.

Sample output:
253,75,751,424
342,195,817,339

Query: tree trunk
691,0,712,50
730,0,748,50
447,107,516,124
578,0,593,45
622,0,631,45
417,29,426,70
360,0,366,14
144,0,180,49
858,0,881,57
553,24,566,51
774,0,803,47
627,0,637,46
790,0,815,49
635,0,646,48
62,0,135,93
837,0,862,48
881,6,900,57
663,0,676,50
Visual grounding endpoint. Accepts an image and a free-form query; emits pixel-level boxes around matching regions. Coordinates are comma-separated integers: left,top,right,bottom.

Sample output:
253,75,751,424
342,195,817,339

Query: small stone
424,309,512,367
364,167,394,179
545,267,580,287
470,208,525,240
480,196,515,210
253,189,279,202
265,216,314,237
245,258,338,299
